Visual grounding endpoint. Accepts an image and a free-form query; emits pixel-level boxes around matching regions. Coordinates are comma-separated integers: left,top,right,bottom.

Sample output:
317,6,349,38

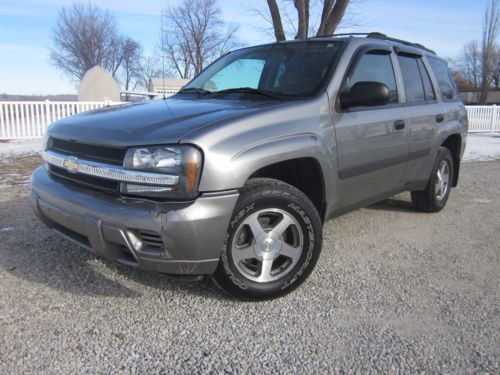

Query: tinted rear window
397,55,426,103
428,57,459,101
418,59,436,101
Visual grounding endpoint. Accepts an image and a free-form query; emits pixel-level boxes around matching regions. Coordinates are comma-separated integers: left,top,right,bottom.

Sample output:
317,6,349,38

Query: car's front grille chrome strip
43,150,179,186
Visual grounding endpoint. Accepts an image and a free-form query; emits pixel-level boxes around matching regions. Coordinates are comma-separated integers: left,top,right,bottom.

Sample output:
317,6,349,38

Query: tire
411,147,454,213
212,178,323,300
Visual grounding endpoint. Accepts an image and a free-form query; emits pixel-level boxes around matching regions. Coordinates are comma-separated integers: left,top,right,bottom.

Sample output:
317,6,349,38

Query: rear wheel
213,178,323,300
411,147,453,212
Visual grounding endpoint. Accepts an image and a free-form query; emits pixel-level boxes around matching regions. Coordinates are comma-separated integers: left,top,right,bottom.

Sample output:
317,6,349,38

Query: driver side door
332,45,409,209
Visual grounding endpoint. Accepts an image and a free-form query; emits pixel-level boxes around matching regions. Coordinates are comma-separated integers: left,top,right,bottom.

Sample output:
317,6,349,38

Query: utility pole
161,9,166,99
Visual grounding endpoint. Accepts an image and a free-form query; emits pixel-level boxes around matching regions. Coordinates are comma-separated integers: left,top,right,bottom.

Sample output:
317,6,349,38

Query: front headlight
122,145,202,198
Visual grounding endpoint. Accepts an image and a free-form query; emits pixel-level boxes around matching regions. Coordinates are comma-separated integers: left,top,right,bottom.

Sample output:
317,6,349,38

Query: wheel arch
249,157,326,221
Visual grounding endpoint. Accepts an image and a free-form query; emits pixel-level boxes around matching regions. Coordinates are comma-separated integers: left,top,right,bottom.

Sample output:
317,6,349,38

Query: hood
48,98,277,147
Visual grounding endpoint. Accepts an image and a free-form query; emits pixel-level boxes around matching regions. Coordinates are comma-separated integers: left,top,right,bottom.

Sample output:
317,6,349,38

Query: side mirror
339,81,390,109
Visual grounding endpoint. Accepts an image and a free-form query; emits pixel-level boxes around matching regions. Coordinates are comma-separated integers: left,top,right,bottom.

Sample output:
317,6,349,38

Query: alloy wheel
231,208,304,283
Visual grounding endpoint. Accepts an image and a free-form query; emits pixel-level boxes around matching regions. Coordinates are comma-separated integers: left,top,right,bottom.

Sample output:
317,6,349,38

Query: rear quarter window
418,59,436,101
428,57,460,101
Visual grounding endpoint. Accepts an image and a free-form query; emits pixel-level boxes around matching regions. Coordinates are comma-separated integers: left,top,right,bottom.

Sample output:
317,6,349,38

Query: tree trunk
317,0,350,36
267,0,286,41
294,0,310,39
317,0,334,36
479,69,490,104
478,0,499,104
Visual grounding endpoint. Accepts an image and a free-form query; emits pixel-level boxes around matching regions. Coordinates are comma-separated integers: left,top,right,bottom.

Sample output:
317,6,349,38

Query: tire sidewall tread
213,178,323,300
412,147,454,213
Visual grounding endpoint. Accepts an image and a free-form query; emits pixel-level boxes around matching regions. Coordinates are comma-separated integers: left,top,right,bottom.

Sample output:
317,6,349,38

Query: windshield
183,41,344,98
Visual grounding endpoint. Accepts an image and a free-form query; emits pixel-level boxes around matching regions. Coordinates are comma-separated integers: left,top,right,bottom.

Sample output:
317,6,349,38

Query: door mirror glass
339,81,390,108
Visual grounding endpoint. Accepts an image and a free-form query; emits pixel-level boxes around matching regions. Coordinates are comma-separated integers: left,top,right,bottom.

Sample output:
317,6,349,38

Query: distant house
149,78,190,97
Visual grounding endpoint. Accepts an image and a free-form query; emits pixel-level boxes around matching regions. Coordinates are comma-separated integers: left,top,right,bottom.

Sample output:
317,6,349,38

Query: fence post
0,103,4,139
490,104,497,133
44,99,50,130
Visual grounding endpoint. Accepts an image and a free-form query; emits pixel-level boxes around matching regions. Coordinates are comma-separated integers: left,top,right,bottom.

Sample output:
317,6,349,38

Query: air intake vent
138,230,163,248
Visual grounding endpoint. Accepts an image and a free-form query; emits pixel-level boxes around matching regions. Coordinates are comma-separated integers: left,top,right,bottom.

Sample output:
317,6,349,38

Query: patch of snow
0,139,43,157
463,133,500,162
0,227,14,233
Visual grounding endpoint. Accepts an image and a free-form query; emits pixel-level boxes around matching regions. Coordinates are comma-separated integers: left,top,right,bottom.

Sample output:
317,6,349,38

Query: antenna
161,9,166,99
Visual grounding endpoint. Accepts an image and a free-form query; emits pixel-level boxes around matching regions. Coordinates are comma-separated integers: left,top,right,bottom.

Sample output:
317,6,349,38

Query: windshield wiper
210,87,282,99
177,87,211,96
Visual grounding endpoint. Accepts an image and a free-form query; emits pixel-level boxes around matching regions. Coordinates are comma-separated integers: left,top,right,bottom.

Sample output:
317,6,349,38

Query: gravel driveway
0,159,498,374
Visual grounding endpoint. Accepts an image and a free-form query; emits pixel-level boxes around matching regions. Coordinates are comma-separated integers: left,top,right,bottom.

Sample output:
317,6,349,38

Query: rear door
332,45,408,208
427,56,469,138
395,50,445,184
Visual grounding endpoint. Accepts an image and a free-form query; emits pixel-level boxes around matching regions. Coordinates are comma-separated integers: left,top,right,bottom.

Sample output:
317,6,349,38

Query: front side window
428,57,459,101
345,52,398,104
184,42,344,98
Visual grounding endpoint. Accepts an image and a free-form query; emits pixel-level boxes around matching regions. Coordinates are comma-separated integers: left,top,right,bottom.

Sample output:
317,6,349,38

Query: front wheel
411,147,454,212
212,178,323,300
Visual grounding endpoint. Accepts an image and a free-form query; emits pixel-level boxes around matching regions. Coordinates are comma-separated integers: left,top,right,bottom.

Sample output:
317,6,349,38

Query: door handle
436,114,444,123
394,120,405,130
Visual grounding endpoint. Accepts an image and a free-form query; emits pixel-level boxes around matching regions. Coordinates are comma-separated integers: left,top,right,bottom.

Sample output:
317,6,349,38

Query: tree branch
266,0,286,41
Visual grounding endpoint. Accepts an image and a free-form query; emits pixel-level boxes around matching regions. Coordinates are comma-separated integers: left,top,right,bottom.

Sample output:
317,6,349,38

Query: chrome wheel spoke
257,258,274,282
435,161,450,201
233,246,256,263
231,208,304,283
271,215,295,236
243,213,265,238
435,182,442,196
280,243,301,262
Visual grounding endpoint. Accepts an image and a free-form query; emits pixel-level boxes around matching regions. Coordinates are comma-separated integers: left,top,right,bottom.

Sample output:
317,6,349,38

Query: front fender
197,133,337,195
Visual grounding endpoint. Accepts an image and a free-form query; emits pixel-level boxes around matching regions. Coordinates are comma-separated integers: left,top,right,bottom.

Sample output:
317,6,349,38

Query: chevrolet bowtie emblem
63,158,79,173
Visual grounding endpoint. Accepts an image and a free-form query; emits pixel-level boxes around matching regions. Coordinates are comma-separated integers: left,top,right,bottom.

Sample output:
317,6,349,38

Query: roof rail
312,32,436,55
366,32,436,55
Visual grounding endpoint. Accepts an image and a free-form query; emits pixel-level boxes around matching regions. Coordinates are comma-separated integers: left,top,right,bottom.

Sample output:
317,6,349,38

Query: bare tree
120,38,142,100
160,0,238,79
50,3,130,80
317,0,350,36
457,41,482,89
267,0,286,41
479,0,499,104
448,57,474,91
137,56,163,91
493,51,500,88
259,0,352,41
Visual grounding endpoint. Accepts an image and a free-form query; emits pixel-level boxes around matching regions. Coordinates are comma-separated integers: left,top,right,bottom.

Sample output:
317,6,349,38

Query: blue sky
0,0,490,95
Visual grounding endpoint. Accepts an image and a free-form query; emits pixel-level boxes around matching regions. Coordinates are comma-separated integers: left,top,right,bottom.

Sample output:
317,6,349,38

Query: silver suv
30,33,467,300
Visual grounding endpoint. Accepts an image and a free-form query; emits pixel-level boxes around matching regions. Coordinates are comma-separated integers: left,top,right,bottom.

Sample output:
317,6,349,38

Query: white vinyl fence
0,100,123,139
0,101,499,140
466,105,499,133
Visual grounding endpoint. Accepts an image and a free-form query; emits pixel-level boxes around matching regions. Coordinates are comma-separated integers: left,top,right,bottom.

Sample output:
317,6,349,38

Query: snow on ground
0,133,499,161
0,139,43,157
463,133,500,162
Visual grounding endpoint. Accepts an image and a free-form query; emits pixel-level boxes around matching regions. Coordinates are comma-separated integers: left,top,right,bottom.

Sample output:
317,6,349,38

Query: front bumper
29,166,239,275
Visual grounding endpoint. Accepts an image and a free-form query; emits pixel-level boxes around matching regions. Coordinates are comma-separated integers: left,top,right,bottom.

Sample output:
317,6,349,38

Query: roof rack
312,32,436,55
